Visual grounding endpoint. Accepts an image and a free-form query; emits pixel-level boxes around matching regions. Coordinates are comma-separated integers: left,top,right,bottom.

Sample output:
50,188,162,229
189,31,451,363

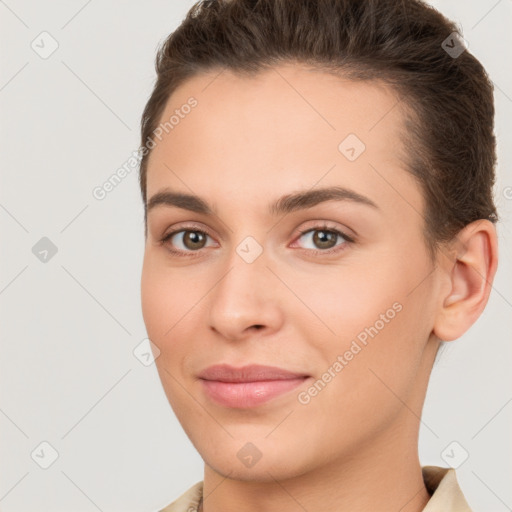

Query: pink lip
198,364,310,408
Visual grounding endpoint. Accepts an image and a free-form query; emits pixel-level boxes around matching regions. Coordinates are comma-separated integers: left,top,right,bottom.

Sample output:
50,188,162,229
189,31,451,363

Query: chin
205,456,308,483
197,437,314,483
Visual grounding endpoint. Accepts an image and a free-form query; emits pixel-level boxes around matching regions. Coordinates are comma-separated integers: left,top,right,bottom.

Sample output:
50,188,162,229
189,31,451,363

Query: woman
138,0,499,510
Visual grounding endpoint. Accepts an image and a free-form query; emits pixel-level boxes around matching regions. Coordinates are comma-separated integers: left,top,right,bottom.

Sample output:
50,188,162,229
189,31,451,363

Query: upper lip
198,364,309,383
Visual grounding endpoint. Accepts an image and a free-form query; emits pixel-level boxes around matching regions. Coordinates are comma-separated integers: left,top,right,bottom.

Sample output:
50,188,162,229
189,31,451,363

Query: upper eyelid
162,222,350,238
161,223,215,241
293,225,354,245
162,219,354,236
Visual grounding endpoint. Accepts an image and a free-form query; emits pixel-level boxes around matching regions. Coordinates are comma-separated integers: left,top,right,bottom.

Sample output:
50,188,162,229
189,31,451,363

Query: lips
198,364,310,408
198,364,309,383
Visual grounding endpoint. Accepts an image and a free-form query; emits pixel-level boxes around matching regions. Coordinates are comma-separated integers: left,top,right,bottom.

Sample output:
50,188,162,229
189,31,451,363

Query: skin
141,63,498,512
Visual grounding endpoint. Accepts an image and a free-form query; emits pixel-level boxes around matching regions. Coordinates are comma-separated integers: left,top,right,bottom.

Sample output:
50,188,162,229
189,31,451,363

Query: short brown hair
139,0,498,257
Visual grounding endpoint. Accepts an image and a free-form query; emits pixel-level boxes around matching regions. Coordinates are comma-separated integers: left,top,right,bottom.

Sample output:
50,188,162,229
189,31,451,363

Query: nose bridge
207,236,282,338
219,232,270,296
216,238,271,310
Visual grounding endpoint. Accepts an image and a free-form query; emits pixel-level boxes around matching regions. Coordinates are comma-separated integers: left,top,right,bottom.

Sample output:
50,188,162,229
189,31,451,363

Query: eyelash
159,223,355,258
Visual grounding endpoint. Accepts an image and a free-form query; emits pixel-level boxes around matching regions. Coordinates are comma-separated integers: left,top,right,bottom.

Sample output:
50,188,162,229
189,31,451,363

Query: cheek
337,280,432,406
140,261,167,340
141,253,210,370
297,255,433,403
141,254,187,343
295,299,429,455
141,257,195,408
290,262,401,345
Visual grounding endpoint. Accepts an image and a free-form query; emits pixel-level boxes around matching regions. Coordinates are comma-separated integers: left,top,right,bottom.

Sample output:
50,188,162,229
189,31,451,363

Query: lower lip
200,377,309,408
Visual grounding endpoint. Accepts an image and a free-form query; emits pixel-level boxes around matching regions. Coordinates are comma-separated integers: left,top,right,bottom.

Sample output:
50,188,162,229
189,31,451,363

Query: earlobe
433,220,498,342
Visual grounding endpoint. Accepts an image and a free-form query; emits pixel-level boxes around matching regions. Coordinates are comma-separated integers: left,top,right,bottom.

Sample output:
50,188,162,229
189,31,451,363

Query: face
141,64,442,481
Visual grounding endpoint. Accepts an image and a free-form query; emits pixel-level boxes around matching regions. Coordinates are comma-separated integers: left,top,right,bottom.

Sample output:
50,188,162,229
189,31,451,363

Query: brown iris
182,231,207,250
310,229,338,250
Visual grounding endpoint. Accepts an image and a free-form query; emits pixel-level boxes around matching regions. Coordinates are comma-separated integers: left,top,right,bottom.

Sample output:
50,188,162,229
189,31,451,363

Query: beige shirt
159,465,472,512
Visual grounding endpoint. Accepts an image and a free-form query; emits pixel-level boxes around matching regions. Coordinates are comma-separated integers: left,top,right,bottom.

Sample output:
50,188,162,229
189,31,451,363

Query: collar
421,465,473,511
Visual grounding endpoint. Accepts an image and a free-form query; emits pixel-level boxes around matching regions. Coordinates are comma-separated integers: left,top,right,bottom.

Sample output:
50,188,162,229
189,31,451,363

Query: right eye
160,227,216,256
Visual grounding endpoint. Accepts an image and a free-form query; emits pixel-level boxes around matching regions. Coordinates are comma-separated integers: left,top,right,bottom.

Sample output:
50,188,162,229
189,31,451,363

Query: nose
207,251,284,342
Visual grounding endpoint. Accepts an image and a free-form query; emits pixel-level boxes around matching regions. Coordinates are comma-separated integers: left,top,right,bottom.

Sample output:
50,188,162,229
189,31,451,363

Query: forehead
145,63,421,217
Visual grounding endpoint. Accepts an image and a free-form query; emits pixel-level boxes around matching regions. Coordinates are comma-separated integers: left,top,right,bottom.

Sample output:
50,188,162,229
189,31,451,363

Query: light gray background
1,1,511,511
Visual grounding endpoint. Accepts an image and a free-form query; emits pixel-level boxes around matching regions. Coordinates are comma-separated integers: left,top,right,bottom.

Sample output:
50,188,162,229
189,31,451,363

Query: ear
433,219,498,342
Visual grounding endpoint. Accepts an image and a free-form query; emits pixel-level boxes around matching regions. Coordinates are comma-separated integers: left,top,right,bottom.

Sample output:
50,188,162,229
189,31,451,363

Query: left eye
295,227,350,251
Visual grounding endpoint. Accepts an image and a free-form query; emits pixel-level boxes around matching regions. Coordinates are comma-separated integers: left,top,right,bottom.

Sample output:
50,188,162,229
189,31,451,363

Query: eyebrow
146,185,379,217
